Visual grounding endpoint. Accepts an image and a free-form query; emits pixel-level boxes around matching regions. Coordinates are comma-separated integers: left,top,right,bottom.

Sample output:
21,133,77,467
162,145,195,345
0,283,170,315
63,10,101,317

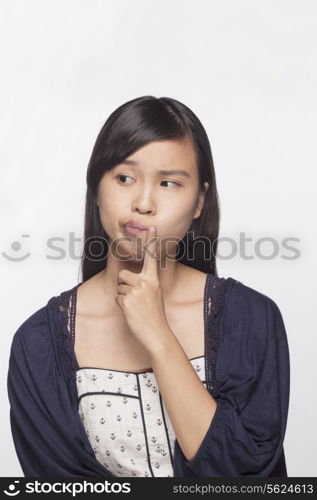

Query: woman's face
96,138,209,262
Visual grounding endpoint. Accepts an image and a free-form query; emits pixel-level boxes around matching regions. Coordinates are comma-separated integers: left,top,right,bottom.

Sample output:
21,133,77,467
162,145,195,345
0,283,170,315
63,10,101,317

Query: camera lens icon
3,481,20,496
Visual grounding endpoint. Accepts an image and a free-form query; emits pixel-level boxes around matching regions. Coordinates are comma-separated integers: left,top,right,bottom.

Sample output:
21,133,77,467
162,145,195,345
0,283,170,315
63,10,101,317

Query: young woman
7,95,290,478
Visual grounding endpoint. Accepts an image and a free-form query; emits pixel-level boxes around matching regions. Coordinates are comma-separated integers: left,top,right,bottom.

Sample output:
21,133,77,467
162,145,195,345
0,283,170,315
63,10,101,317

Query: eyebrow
120,159,192,178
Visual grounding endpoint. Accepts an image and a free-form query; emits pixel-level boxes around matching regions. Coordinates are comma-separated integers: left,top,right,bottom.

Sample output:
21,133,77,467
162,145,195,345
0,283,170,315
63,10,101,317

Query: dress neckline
63,272,212,374
76,354,205,375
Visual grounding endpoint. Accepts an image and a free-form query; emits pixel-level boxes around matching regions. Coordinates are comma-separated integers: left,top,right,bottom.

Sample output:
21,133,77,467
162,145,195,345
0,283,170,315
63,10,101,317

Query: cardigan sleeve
175,281,290,477
7,305,113,477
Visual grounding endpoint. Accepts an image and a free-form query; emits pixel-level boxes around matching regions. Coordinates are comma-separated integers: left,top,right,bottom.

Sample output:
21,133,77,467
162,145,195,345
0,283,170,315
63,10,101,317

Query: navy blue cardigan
7,274,290,477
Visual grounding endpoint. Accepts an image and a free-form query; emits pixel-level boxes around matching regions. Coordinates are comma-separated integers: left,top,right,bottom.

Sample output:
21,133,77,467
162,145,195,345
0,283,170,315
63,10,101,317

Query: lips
123,220,148,231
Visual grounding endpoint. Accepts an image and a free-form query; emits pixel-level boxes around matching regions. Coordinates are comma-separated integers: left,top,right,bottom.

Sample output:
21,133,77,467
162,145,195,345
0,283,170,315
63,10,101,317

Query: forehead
121,139,197,174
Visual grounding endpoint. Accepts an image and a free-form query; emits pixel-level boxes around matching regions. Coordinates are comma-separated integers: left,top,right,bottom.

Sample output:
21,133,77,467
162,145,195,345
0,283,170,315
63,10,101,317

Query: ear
193,182,209,219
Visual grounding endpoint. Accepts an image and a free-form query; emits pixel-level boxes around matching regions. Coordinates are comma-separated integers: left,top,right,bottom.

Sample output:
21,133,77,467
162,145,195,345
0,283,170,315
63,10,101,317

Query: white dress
76,355,206,477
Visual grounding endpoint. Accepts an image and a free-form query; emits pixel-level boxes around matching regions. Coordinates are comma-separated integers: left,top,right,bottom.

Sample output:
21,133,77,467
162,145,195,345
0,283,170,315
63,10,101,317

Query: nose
131,188,156,215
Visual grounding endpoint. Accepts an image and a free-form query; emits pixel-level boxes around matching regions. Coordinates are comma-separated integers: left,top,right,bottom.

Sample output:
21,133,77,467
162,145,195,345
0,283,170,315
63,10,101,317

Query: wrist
147,327,180,363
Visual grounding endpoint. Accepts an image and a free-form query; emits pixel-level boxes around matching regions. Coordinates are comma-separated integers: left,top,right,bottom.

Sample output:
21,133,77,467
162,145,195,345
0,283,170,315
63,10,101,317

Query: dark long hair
80,95,220,282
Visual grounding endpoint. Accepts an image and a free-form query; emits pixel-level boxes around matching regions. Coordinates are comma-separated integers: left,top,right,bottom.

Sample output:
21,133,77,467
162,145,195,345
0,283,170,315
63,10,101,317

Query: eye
161,180,181,188
115,174,134,184
115,175,181,188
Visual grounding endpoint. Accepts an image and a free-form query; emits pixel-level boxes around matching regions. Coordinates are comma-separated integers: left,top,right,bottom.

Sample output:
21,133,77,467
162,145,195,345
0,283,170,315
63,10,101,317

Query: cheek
97,193,119,235
159,204,197,250
163,198,197,225
98,179,122,212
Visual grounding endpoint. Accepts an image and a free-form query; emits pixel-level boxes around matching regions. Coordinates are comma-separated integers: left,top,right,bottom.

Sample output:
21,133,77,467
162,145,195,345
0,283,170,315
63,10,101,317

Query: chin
113,240,143,259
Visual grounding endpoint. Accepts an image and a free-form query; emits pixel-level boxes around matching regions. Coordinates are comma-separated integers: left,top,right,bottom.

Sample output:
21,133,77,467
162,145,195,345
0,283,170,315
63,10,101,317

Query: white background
1,0,316,476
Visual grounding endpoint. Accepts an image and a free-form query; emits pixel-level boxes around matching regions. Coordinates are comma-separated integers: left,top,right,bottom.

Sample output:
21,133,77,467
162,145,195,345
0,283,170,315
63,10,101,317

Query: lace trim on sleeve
55,286,80,383
205,276,239,397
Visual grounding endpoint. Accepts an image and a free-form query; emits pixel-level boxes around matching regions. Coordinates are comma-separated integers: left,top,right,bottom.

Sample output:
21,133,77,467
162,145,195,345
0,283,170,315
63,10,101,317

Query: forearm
148,328,218,461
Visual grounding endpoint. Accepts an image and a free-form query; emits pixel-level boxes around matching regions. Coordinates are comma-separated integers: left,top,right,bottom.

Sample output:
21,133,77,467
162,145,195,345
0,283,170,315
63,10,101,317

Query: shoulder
11,304,49,342
223,277,281,314
10,283,78,353
223,277,285,325
8,303,52,371
216,276,288,352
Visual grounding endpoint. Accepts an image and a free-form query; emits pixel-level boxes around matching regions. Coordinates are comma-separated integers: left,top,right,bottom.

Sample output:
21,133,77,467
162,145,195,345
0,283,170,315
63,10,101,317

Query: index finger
142,225,159,276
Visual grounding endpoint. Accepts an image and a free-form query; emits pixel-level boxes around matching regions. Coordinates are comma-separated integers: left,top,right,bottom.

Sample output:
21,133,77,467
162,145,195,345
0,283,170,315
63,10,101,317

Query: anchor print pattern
76,355,206,477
